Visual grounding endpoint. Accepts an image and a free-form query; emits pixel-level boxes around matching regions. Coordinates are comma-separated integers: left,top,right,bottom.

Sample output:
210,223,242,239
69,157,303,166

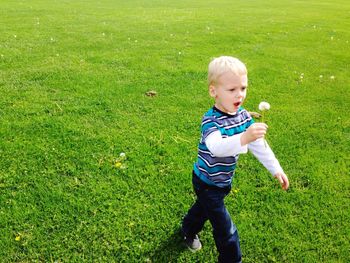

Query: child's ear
209,85,217,98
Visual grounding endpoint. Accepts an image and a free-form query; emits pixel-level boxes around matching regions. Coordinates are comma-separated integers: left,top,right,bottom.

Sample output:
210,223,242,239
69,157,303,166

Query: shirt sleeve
205,130,248,157
248,138,284,176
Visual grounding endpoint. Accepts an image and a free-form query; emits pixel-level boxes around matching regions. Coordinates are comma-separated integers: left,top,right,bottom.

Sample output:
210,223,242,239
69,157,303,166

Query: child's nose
236,91,243,98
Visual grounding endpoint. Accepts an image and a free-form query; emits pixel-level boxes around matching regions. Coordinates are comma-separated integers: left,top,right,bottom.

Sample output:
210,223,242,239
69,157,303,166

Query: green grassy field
1,0,349,262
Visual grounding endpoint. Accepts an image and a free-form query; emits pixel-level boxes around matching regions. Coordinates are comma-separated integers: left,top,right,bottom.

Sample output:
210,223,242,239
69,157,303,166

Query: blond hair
208,56,247,86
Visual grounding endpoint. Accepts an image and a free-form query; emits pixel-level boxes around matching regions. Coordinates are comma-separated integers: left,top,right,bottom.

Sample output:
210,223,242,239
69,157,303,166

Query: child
181,56,289,263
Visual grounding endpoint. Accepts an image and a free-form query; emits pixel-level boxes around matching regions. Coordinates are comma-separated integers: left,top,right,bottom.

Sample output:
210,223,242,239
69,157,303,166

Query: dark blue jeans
182,173,242,263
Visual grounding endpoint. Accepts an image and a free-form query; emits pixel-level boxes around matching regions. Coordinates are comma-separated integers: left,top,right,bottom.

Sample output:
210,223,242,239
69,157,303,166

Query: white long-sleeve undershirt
205,131,283,176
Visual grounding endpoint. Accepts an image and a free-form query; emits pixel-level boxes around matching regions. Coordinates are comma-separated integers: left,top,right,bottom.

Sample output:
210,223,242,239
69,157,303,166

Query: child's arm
241,124,289,190
205,131,247,157
248,138,289,190
205,123,268,157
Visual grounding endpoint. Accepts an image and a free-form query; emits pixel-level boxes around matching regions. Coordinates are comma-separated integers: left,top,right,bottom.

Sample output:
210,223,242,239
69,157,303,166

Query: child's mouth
234,102,241,107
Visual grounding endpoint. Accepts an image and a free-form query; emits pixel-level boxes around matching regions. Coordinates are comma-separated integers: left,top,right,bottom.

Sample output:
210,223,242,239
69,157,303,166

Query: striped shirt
193,106,254,188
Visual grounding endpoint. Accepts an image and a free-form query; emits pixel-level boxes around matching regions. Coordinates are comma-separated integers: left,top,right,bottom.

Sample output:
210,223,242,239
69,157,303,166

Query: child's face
209,72,248,114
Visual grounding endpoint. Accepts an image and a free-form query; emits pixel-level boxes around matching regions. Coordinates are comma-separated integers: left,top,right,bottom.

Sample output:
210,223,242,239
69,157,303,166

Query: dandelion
115,162,122,168
258,101,270,111
258,101,270,148
15,234,21,241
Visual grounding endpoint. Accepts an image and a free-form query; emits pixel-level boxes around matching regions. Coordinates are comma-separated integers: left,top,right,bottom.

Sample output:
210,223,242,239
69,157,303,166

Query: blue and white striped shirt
193,106,254,188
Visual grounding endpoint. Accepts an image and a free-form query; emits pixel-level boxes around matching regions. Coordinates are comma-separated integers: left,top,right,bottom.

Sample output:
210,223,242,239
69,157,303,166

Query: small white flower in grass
178,51,182,55
120,152,126,158
1,54,4,58
258,101,270,111
50,37,54,41
330,75,335,80
319,75,323,78
134,40,138,43
102,33,105,36
331,36,334,40
14,35,17,38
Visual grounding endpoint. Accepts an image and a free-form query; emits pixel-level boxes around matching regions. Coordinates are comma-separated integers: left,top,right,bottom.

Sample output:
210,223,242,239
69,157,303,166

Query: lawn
0,0,349,262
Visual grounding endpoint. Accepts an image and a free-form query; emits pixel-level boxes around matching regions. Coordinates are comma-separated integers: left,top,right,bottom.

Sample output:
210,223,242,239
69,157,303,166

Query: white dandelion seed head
120,152,126,158
259,101,271,111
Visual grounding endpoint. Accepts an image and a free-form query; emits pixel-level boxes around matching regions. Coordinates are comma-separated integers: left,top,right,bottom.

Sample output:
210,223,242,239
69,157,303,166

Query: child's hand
274,172,289,190
240,123,268,146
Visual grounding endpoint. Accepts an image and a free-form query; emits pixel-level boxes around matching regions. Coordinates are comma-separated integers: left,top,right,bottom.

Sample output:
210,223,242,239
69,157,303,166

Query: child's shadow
149,228,186,262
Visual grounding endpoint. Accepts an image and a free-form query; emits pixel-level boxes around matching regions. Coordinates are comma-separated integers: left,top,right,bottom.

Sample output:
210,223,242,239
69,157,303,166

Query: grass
1,0,349,262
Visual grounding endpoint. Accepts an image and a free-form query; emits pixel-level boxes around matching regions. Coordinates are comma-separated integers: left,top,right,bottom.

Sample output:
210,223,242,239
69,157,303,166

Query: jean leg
197,187,242,263
182,198,208,238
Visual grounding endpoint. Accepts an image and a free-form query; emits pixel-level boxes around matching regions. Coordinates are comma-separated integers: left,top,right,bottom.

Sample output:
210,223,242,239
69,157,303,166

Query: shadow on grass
148,228,187,262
